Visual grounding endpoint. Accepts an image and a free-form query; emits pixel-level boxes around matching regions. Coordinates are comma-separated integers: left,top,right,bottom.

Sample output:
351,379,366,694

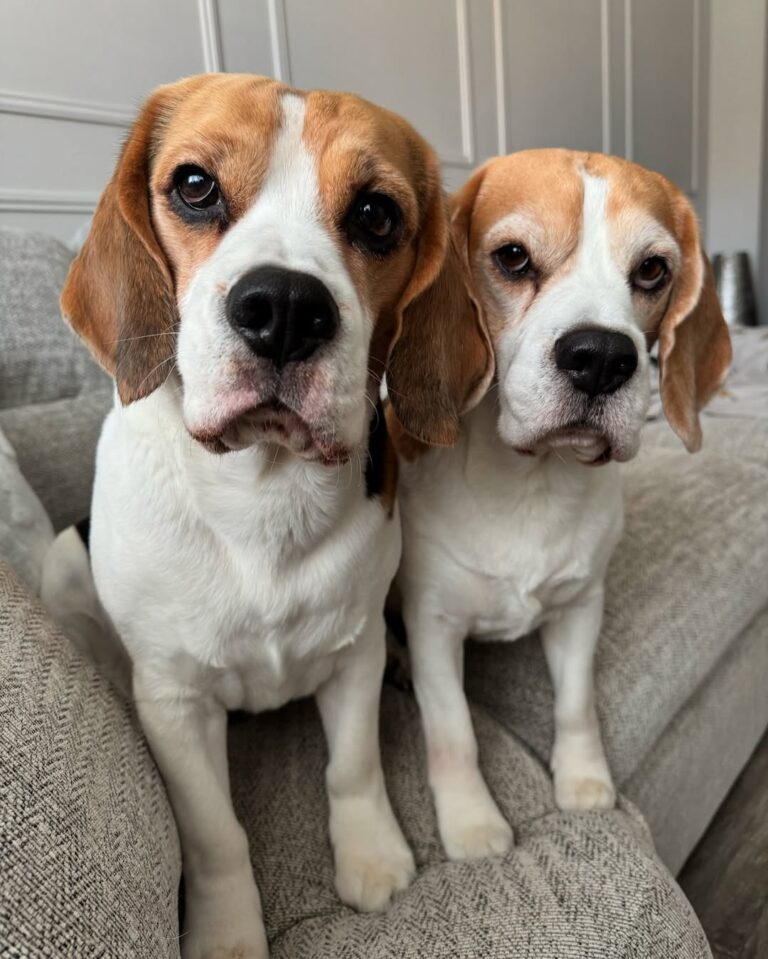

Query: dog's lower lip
590,447,613,465
546,427,603,447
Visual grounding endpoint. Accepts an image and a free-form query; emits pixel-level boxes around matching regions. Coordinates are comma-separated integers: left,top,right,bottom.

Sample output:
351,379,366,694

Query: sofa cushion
465,416,768,789
0,390,111,532
0,228,109,410
227,690,710,958
0,424,54,593
0,558,181,958
626,603,768,872
1,554,712,957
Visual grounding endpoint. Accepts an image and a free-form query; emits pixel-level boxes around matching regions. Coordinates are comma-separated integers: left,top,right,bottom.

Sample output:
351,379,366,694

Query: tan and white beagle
393,150,731,861
45,74,492,959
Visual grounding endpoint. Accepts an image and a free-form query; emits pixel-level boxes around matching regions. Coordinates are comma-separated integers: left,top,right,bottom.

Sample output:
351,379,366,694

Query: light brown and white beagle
44,74,492,959
393,149,731,861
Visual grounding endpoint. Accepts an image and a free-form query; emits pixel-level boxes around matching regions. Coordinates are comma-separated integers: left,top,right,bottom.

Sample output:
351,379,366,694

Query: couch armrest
0,559,181,957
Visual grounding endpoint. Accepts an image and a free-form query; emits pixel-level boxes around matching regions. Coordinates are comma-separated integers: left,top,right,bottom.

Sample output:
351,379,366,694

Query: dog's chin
504,423,641,466
536,428,614,465
188,402,352,465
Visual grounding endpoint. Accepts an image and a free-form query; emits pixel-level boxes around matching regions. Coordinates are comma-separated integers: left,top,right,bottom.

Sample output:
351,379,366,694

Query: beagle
50,74,491,959
392,150,731,862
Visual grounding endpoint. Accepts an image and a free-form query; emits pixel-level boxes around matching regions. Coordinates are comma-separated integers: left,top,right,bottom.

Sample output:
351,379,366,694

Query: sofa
2,227,767,958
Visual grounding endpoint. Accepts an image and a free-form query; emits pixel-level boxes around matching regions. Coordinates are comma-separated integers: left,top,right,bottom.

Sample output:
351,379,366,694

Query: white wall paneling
3,0,761,259
198,0,224,72
706,0,767,322
281,0,476,170
492,0,708,220
495,0,606,155
760,23,768,324
0,0,206,107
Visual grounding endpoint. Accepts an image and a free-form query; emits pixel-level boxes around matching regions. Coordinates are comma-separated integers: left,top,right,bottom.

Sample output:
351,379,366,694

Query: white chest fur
89,384,400,711
397,395,624,640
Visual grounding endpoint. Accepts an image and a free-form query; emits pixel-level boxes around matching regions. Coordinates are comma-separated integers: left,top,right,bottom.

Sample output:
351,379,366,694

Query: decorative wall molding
493,0,610,157
690,0,701,194
492,0,506,155
0,89,132,127
451,0,476,167
624,0,634,161
600,0,612,154
198,0,223,72
268,0,292,83
0,188,98,214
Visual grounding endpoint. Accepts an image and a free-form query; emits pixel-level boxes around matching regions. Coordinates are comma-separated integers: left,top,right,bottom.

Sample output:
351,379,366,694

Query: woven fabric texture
627,602,768,872
0,230,109,411
0,556,712,958
226,692,711,958
0,392,111,533
0,559,181,959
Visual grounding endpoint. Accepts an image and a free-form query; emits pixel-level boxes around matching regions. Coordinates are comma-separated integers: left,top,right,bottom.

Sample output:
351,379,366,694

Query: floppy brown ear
60,88,178,404
657,192,732,452
386,165,494,447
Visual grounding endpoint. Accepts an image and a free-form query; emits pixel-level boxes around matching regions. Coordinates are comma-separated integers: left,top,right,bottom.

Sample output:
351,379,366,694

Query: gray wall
760,10,768,324
1,0,764,322
706,0,767,322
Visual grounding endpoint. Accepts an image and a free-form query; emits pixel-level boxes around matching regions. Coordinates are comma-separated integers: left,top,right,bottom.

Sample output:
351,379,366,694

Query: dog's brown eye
494,243,531,278
347,192,402,255
632,256,668,292
174,165,220,210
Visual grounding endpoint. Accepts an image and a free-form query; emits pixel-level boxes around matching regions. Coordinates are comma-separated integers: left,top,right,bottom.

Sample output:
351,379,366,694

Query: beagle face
453,149,731,462
62,74,492,462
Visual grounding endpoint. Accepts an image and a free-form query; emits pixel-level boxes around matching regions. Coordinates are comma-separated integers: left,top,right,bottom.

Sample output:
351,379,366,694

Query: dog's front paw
181,876,269,959
335,839,415,912
331,797,415,911
552,748,616,811
182,921,268,959
435,783,513,860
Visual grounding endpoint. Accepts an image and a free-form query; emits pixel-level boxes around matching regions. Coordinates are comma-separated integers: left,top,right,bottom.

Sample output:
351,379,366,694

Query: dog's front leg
133,667,268,959
406,605,513,860
316,619,415,912
541,591,616,811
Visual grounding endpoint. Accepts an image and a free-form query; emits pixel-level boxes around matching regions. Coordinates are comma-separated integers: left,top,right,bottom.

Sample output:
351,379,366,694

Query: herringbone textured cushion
1,553,710,957
0,559,180,959
227,692,711,958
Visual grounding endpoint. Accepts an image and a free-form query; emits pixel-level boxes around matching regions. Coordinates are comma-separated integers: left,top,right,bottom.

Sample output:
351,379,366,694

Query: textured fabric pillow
0,228,109,410
0,390,111,532
0,424,53,593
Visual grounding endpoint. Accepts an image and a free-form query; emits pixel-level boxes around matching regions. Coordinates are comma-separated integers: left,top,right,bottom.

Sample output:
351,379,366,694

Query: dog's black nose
226,267,339,366
555,328,638,396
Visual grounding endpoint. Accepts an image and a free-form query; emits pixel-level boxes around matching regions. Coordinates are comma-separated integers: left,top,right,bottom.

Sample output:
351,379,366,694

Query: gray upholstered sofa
2,227,767,957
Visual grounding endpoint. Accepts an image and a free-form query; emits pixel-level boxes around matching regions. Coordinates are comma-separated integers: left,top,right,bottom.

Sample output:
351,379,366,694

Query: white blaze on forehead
578,169,679,276
260,93,319,224
190,91,345,287
577,172,614,277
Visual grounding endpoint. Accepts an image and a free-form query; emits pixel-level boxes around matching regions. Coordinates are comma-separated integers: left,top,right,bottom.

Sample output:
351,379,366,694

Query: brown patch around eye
306,98,421,370
150,77,286,300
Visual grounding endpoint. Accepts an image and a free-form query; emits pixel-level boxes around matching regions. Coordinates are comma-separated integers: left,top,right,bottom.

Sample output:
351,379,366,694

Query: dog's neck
122,381,373,558
460,393,613,492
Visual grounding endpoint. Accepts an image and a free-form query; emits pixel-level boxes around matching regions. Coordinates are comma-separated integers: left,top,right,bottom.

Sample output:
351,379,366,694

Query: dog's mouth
189,400,350,464
516,425,614,466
